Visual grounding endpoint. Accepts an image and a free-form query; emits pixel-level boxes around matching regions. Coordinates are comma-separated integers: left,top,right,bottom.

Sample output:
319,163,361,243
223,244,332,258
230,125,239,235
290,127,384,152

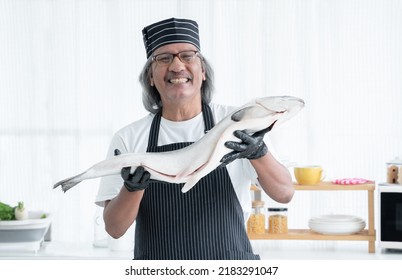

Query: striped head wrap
142,18,200,58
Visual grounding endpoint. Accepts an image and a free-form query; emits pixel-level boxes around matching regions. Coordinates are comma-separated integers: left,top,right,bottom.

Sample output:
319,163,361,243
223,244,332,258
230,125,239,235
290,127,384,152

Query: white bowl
0,211,52,251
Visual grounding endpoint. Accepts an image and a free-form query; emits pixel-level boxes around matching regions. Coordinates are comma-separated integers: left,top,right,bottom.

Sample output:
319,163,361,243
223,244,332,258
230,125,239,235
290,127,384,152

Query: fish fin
251,119,278,137
53,172,85,193
181,165,210,193
231,106,253,122
181,179,198,193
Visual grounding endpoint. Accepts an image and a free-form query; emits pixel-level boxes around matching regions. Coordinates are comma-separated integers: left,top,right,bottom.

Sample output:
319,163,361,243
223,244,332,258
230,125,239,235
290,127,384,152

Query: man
95,18,293,260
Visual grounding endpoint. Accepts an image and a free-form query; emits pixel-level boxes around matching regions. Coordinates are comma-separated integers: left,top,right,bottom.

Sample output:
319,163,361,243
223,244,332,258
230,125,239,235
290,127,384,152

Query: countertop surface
0,241,133,260
0,240,401,260
251,239,402,260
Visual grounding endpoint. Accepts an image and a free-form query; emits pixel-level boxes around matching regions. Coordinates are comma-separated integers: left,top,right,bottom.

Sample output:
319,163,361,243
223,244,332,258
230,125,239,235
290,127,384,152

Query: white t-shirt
95,103,279,219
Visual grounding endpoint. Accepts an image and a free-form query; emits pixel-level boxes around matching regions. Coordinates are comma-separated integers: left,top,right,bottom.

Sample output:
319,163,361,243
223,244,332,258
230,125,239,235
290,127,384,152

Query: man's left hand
220,128,269,166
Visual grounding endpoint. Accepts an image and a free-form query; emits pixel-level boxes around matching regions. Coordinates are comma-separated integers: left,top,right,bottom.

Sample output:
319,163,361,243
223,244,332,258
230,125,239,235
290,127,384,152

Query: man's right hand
114,149,151,192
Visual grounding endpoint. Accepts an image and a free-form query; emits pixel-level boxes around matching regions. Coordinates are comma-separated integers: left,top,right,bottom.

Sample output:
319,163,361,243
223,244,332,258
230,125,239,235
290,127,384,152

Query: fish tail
53,172,85,193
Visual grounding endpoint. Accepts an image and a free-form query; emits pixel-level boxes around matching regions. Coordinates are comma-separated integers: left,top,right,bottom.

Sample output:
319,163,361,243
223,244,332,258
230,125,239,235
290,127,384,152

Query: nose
168,56,186,72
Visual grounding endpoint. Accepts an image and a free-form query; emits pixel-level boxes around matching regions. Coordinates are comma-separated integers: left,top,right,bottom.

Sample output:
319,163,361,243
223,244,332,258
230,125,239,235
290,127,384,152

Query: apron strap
201,102,215,133
147,111,162,149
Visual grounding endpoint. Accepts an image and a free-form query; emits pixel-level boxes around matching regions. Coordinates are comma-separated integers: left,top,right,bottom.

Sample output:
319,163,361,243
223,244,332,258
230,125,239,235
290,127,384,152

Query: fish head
255,95,305,113
230,95,305,133
255,95,304,126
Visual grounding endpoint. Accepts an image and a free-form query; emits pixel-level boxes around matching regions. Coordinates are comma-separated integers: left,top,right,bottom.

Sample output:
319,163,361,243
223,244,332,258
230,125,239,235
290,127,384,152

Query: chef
95,17,294,260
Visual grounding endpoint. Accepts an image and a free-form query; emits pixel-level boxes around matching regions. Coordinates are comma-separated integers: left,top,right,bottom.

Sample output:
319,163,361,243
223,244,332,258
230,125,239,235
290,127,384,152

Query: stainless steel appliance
378,183,402,249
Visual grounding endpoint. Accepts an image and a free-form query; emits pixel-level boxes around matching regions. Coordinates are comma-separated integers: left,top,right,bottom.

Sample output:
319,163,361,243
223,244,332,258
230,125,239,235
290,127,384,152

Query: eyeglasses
152,50,200,66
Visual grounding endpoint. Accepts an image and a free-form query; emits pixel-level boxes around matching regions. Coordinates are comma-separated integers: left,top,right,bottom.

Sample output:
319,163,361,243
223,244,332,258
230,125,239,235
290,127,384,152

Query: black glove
114,149,151,192
220,128,269,167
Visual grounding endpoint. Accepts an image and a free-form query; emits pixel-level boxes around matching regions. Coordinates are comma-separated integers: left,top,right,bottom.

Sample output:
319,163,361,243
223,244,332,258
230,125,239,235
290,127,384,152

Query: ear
202,66,206,81
200,59,206,81
148,65,155,86
149,73,154,86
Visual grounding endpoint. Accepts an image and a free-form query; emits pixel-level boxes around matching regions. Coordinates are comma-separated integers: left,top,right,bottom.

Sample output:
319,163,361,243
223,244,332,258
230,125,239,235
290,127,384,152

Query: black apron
134,103,259,260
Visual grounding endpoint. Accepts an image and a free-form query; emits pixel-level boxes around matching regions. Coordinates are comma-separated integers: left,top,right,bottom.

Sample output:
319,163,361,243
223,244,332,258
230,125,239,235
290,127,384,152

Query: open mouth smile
168,78,191,84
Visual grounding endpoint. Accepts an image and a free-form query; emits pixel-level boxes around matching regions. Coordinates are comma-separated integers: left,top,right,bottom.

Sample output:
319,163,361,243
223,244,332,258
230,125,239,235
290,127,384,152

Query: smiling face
150,43,206,109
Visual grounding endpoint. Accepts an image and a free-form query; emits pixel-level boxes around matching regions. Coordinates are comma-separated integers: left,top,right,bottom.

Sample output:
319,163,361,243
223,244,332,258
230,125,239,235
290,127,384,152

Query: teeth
169,78,189,84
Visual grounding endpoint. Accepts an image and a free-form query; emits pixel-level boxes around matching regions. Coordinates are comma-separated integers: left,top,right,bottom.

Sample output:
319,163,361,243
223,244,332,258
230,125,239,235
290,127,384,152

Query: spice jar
386,157,402,184
247,200,266,234
250,184,262,201
268,207,288,234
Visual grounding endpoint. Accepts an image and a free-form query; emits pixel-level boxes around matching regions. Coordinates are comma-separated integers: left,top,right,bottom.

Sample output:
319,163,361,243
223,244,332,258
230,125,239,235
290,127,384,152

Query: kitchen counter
1,241,401,260
0,241,133,260
251,240,402,260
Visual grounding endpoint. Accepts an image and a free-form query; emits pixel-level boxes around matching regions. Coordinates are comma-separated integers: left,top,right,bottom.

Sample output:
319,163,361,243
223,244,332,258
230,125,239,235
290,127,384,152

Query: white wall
1,0,401,248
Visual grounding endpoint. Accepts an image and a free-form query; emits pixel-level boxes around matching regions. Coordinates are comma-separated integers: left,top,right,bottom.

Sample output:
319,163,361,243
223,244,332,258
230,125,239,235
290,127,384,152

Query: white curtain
1,0,401,248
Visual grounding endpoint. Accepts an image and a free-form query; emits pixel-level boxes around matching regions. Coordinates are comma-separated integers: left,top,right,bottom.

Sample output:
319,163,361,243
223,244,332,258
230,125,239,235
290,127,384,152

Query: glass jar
386,157,402,184
93,205,108,248
247,200,266,234
250,184,262,201
268,207,288,234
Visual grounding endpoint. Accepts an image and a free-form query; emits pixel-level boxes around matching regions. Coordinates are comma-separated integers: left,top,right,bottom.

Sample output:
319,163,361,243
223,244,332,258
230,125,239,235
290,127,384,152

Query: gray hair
139,53,214,114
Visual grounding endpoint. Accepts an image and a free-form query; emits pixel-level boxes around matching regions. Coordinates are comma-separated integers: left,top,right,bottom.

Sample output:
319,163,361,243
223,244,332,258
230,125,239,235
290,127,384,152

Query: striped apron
133,103,259,260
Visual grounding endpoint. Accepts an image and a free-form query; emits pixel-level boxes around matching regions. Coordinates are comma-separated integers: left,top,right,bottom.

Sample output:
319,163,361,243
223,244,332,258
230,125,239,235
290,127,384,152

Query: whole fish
53,96,304,193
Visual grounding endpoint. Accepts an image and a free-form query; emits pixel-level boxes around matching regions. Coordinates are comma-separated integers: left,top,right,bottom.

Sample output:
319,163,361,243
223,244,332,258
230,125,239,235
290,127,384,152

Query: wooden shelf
248,181,376,253
249,229,376,241
293,181,375,191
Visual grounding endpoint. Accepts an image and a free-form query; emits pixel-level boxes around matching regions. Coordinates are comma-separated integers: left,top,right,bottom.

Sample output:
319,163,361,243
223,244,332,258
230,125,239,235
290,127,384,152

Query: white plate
309,214,364,224
308,222,365,235
308,214,366,235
